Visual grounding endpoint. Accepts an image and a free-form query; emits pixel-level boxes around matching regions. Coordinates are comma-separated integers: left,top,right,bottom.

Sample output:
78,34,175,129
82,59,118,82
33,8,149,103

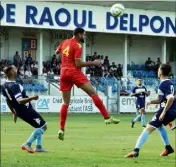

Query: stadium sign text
1,2,175,37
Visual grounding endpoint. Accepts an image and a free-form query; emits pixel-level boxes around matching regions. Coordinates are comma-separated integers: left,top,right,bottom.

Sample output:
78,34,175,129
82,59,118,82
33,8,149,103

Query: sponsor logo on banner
35,96,107,113
120,97,136,113
120,96,156,113
36,98,50,109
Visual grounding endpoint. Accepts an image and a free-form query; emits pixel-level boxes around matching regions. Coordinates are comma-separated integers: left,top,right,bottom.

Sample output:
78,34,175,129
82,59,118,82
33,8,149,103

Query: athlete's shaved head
4,65,17,79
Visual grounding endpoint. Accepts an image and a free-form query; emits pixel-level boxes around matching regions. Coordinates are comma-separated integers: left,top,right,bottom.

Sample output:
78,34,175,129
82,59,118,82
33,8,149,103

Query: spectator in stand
18,66,25,78
103,70,109,77
0,65,5,77
156,57,162,66
90,52,97,61
31,61,38,75
154,57,162,74
94,52,97,56
100,55,104,65
24,66,32,78
145,57,155,71
90,69,94,77
97,55,100,59
46,61,51,72
117,64,123,79
48,69,54,75
13,51,22,68
31,61,38,69
104,56,110,67
43,67,47,75
51,54,57,68
107,71,114,78
16,67,24,85
94,66,102,77
24,54,28,63
25,53,33,65
57,63,61,75
110,62,117,76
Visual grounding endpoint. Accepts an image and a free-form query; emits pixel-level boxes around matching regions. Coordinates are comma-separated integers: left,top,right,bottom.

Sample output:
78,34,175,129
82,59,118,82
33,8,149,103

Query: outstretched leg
80,82,120,124
125,125,155,158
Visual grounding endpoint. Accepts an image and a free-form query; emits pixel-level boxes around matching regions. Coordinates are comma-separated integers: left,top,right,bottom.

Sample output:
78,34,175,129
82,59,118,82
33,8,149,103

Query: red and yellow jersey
56,38,82,69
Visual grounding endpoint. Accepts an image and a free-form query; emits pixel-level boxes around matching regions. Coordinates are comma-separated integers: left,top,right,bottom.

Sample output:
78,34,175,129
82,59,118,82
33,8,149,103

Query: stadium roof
58,1,176,12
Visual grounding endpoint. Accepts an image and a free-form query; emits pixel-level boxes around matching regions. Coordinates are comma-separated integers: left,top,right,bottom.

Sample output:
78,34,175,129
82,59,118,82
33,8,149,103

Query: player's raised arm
75,59,101,68
74,42,101,68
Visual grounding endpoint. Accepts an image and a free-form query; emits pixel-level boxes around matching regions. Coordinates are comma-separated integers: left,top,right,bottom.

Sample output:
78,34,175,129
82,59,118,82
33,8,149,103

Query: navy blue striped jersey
2,80,32,111
132,86,147,106
158,79,176,109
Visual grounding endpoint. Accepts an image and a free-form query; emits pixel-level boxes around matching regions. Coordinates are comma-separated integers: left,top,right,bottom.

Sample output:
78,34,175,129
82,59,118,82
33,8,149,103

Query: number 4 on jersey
62,46,70,57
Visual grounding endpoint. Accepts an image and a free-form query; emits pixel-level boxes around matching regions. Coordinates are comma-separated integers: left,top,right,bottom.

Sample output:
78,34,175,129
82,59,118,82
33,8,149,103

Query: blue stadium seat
112,85,117,93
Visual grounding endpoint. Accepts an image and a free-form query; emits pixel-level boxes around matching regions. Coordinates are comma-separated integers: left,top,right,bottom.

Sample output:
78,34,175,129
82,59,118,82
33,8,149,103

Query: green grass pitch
1,113,176,167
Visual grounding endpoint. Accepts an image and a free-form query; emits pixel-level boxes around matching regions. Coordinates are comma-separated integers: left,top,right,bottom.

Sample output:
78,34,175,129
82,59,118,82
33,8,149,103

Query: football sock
26,128,44,145
60,104,69,130
134,129,150,150
158,127,170,146
141,114,146,126
91,95,110,119
133,115,141,123
36,135,42,146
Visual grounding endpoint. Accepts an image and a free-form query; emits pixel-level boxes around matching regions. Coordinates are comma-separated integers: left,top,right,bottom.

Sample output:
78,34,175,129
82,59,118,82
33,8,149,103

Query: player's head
73,28,85,43
158,64,171,79
4,65,17,80
137,78,142,86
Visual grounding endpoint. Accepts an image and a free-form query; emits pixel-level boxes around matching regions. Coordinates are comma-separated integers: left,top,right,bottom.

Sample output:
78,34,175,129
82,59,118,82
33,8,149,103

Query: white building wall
4,27,163,66
128,35,162,64
87,33,162,65
6,28,52,62
89,33,125,65
8,28,22,60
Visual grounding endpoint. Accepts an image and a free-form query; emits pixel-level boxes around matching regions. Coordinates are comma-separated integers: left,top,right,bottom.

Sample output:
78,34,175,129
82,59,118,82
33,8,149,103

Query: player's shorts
17,106,46,128
60,69,89,91
136,103,145,110
148,108,176,128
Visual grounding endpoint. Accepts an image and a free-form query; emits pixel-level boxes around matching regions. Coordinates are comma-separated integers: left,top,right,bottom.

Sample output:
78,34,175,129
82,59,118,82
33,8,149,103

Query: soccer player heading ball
56,28,120,141
2,66,47,153
125,64,176,158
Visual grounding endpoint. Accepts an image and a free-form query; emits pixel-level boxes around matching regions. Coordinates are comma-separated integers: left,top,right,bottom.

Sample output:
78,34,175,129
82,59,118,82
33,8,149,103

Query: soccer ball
110,3,125,17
